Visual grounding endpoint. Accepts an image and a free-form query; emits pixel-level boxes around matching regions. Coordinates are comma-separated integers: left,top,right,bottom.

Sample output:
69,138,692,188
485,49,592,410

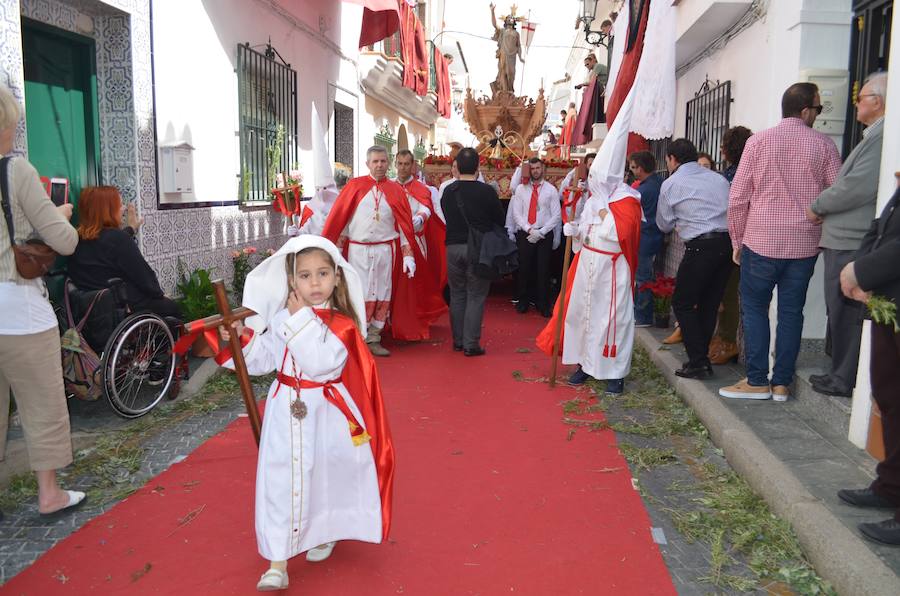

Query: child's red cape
322,176,446,340
319,309,395,541
400,178,448,289
536,197,643,356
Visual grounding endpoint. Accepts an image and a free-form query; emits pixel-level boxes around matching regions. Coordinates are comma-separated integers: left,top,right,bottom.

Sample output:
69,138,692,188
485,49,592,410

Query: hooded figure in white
221,236,383,577
553,87,643,386
290,105,339,237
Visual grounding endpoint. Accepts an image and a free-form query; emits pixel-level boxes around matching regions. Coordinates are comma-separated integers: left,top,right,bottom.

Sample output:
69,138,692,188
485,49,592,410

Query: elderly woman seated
67,186,180,320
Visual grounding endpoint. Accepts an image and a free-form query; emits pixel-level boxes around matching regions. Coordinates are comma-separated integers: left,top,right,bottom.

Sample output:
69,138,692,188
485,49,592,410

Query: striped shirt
656,162,731,241
728,118,842,259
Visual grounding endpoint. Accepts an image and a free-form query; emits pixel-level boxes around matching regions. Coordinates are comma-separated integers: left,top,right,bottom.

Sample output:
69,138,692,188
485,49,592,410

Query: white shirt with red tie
509,179,561,240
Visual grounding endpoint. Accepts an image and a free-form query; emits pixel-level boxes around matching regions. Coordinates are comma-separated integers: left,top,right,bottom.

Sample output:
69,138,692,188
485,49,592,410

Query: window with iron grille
237,43,298,204
685,78,732,171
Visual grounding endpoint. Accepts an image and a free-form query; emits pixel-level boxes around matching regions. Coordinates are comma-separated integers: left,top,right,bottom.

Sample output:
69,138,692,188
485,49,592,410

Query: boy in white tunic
219,236,394,591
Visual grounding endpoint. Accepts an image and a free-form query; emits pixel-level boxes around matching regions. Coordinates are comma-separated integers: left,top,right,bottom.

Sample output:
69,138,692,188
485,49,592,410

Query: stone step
792,365,853,438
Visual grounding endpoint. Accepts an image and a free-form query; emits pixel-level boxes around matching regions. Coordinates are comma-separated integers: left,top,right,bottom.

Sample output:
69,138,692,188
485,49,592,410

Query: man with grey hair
322,145,445,355
807,70,888,398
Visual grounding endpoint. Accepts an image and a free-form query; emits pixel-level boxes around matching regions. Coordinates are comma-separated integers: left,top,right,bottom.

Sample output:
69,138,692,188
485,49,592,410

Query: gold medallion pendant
291,398,308,421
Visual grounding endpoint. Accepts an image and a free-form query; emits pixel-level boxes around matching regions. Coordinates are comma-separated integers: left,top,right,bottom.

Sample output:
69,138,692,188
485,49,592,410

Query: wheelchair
48,272,184,418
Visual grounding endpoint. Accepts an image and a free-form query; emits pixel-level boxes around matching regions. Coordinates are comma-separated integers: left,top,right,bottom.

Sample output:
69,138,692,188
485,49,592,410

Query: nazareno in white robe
223,306,382,561
562,208,635,381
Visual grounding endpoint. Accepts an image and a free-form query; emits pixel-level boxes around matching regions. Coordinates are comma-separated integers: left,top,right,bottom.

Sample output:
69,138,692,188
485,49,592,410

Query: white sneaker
256,568,288,591
771,385,790,402
306,541,336,562
718,378,772,400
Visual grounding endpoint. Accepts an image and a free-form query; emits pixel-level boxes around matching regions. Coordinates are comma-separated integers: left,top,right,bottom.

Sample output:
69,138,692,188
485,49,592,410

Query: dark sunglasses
808,104,824,115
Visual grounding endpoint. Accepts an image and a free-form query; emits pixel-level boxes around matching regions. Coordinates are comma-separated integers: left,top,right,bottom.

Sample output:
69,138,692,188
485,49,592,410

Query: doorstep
636,327,900,596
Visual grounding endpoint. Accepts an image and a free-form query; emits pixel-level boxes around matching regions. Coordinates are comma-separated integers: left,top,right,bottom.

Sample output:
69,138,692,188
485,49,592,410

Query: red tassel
610,345,617,358
603,345,610,358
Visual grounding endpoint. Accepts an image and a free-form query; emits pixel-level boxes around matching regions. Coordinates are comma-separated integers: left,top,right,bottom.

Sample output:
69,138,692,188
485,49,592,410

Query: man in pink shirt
721,82,841,401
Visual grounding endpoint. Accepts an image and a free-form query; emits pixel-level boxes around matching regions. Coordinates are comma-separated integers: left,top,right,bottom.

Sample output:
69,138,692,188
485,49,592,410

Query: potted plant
638,275,676,328
231,246,274,304
176,260,219,357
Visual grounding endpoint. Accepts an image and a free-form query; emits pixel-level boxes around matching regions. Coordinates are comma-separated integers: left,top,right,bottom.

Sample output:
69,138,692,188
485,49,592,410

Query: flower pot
191,334,217,358
653,313,670,329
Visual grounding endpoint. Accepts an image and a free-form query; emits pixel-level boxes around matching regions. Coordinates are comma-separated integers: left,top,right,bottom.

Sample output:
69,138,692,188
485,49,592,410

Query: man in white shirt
509,158,561,316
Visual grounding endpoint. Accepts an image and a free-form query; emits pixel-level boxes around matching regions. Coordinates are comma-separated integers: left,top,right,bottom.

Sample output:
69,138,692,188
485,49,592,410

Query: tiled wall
3,0,288,296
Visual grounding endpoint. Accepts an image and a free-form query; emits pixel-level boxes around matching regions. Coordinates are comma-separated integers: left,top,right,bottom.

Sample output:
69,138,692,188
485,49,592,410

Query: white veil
241,236,366,335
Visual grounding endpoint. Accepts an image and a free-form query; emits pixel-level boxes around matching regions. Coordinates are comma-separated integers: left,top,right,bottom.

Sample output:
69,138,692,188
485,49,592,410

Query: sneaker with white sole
719,378,771,400
771,385,790,402
256,568,288,591
306,541,336,562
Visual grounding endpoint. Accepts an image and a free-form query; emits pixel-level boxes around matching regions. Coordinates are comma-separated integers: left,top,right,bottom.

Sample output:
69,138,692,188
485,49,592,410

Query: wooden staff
184,280,261,445
549,163,587,388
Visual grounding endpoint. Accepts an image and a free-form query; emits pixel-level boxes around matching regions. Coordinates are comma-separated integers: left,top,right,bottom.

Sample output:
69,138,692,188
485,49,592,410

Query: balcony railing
367,31,402,59
426,41,437,93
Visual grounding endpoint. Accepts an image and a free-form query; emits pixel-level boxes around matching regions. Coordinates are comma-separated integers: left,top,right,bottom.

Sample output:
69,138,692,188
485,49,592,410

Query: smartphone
49,178,69,206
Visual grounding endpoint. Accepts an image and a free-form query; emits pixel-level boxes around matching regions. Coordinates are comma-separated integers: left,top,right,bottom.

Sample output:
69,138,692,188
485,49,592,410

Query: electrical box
799,68,850,137
159,141,195,194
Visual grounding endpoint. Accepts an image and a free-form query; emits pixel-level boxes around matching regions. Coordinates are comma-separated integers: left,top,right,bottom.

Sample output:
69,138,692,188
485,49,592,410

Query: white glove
527,231,541,244
403,255,416,278
412,214,425,232
287,225,301,237
563,222,579,237
508,231,516,242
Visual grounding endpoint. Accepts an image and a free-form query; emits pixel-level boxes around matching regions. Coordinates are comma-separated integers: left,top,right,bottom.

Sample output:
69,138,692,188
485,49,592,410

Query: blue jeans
635,233,662,325
739,246,817,387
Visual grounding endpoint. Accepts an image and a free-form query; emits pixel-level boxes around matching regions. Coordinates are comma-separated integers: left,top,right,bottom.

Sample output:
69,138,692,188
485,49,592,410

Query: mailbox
159,141,195,194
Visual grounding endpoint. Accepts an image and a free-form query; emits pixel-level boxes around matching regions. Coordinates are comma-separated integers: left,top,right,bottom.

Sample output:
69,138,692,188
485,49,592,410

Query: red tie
528,183,540,225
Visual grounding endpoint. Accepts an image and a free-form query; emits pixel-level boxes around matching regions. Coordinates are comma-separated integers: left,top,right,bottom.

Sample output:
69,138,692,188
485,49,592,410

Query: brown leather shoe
710,340,739,365
662,326,682,345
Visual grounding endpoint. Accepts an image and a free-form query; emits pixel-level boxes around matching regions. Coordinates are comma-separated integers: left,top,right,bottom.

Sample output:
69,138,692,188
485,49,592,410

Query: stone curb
635,329,900,596
0,358,222,490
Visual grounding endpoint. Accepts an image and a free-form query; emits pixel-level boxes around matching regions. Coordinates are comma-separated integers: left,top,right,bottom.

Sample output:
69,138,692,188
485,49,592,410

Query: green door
22,18,101,209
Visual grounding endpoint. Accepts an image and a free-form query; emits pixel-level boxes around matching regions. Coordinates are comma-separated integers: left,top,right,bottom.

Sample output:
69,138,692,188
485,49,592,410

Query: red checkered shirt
728,118,842,259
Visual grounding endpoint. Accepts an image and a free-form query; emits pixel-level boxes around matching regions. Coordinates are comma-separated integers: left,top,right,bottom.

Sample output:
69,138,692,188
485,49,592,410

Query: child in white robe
219,236,394,592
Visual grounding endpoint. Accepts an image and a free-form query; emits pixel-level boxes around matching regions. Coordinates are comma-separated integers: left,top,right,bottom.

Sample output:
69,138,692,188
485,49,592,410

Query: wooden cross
183,280,262,445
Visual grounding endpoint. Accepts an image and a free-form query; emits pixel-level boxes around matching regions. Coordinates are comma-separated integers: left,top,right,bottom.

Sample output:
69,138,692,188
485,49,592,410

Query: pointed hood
241,236,366,336
586,86,639,210
311,104,334,190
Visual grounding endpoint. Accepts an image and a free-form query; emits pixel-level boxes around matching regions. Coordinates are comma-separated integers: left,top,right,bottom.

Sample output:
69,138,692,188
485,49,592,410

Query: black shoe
568,366,590,386
675,363,713,379
606,378,625,395
808,373,830,386
838,488,897,509
859,519,900,546
453,344,463,352
464,346,486,357
812,377,852,398
516,303,528,314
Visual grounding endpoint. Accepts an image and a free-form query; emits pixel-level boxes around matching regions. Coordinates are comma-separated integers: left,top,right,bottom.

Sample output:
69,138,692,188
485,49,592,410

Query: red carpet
3,299,674,595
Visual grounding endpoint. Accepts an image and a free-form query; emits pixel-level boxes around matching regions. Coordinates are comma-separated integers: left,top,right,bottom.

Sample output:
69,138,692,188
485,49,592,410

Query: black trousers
672,235,734,367
516,231,552,311
869,323,900,515
132,296,182,321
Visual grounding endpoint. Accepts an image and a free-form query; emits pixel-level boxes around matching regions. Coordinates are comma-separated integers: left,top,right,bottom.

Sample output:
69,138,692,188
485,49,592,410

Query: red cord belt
582,245,623,358
275,372,371,446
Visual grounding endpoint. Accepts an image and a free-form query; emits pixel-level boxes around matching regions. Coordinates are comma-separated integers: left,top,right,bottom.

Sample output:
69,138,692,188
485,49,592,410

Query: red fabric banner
399,2,429,96
344,0,402,49
434,46,452,118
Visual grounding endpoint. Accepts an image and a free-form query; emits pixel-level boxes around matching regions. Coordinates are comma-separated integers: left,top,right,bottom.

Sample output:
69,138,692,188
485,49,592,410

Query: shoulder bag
454,186,518,280
0,156,58,279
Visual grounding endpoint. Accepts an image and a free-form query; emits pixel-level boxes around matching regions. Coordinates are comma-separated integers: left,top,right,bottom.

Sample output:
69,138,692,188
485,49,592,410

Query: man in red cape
395,150,447,290
322,146,445,356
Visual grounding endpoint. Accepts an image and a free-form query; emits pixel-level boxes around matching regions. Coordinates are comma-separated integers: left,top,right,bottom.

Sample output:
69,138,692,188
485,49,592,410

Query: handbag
0,156,58,279
454,187,518,280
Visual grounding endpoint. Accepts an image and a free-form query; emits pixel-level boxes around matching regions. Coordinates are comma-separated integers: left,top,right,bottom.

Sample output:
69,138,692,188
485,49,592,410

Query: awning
343,0,401,49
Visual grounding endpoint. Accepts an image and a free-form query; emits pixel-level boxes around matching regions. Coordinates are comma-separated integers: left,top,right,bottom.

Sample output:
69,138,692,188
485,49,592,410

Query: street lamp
579,0,609,47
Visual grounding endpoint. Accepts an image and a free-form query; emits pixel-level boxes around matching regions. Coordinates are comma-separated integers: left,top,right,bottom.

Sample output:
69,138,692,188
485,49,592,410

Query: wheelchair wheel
101,313,176,418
